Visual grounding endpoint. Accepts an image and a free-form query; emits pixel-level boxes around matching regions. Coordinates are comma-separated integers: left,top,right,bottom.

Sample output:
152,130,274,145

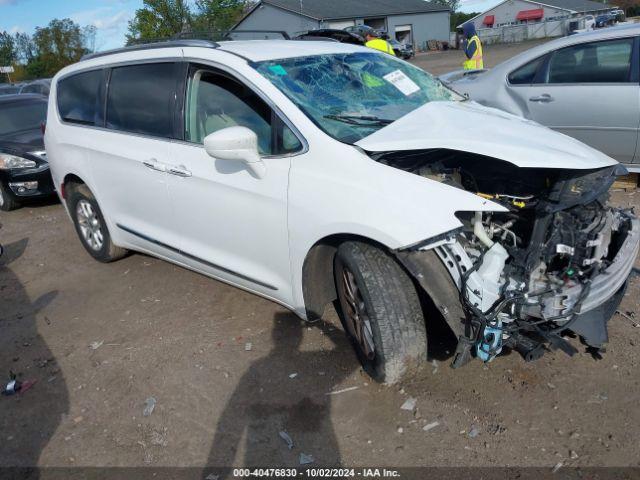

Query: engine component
476,319,503,362
383,149,637,364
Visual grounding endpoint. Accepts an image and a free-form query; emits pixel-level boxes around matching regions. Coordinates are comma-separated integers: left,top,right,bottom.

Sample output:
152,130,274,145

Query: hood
355,101,618,170
0,129,44,151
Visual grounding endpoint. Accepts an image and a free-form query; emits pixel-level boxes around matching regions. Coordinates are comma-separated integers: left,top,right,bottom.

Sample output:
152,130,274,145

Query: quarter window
546,38,633,84
57,70,103,126
106,63,179,138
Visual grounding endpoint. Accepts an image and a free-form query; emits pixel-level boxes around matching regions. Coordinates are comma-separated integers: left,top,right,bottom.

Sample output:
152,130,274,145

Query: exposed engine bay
375,149,640,366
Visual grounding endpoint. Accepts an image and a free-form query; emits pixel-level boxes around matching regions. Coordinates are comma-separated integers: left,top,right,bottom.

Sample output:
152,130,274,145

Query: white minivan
46,39,639,383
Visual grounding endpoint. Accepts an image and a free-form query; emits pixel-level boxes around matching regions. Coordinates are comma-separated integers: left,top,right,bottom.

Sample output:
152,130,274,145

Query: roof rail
81,30,292,61
81,39,220,61
176,30,291,41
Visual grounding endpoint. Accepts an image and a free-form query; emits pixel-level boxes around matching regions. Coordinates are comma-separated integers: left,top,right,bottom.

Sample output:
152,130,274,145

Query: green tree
194,0,251,31
127,0,192,43
14,32,36,64
82,25,98,53
614,0,640,15
27,18,91,78
126,0,253,43
450,11,480,31
433,0,460,14
0,31,16,65
0,31,16,83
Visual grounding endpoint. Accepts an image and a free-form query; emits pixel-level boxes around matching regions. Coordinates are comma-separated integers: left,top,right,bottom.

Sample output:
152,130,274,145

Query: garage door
329,20,356,30
395,25,413,44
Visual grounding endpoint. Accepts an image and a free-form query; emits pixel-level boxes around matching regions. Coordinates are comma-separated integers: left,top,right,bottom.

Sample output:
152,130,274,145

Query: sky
0,0,141,51
0,0,501,52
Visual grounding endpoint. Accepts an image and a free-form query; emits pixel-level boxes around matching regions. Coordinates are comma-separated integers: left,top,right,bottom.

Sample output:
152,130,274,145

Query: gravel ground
411,39,549,76
0,40,639,471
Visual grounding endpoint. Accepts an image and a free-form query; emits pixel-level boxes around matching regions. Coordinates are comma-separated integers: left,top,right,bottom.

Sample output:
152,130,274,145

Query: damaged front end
382,149,640,366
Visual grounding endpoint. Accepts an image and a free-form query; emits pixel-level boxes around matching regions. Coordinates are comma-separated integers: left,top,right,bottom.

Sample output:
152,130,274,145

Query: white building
460,0,616,41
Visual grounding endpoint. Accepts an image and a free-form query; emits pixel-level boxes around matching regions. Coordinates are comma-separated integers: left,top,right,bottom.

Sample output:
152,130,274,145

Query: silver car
441,24,640,171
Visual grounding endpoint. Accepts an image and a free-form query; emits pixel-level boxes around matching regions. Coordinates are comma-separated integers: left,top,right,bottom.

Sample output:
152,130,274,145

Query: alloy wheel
338,263,376,360
76,199,104,251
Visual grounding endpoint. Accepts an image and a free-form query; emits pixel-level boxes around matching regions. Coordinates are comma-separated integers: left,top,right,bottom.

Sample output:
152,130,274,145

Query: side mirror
204,126,266,178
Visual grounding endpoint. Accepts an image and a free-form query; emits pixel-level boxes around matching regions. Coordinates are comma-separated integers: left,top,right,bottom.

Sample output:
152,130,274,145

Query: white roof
217,39,368,62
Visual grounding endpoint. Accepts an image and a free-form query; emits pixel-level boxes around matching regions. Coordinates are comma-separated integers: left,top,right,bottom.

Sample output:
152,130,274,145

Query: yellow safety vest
463,35,484,70
365,38,397,56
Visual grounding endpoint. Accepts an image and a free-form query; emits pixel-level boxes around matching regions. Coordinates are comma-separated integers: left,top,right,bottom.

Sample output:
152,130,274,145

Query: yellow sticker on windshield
362,72,386,87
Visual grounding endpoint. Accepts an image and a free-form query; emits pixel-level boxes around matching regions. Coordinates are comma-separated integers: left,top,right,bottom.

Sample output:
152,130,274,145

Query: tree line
126,0,253,43
0,19,96,83
0,0,251,83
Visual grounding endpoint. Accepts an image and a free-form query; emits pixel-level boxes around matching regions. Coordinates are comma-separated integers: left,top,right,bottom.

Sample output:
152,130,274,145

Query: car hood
439,68,490,84
0,128,44,151
355,101,618,170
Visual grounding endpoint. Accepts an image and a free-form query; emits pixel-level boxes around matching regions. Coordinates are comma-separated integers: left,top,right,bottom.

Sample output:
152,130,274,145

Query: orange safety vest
463,35,484,70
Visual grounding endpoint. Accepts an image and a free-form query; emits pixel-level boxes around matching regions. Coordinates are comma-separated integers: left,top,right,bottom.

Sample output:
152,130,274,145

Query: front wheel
68,184,127,263
334,241,428,384
0,182,21,211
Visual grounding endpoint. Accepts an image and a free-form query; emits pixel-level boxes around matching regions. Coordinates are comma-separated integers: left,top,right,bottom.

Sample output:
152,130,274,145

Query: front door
167,65,304,299
508,37,640,164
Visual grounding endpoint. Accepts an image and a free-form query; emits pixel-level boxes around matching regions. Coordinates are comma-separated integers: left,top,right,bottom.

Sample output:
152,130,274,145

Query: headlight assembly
0,153,37,170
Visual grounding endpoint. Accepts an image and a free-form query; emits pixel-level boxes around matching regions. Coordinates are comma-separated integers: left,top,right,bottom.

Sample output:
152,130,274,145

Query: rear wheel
68,184,127,262
0,182,21,211
334,241,428,384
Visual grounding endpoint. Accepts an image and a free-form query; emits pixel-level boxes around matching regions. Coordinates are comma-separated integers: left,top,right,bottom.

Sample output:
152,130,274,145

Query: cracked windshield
255,52,461,143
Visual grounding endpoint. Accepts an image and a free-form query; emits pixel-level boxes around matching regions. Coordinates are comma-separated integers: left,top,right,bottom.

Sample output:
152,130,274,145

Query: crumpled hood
356,101,618,170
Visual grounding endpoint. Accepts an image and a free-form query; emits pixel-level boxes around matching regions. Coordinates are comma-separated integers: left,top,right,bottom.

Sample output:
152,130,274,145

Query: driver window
185,69,274,154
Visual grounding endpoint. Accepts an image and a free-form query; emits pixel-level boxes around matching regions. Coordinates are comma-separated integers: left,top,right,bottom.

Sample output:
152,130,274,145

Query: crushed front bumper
398,213,640,361
579,216,639,315
564,216,639,347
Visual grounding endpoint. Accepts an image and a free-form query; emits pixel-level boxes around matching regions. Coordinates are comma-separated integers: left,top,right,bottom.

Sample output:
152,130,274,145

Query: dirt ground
412,39,549,76
1,40,640,473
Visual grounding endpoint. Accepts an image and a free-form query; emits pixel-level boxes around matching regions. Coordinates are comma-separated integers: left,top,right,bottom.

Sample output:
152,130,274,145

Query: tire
0,182,21,211
334,241,427,384
67,184,127,263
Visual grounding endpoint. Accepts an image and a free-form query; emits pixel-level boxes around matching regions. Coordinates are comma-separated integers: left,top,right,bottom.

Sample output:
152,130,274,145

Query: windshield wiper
324,114,394,127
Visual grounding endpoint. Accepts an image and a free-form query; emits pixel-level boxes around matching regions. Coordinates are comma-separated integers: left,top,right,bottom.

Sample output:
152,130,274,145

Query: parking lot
1,41,640,471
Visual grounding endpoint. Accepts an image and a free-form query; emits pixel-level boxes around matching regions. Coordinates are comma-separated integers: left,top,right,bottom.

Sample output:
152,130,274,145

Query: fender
287,141,506,317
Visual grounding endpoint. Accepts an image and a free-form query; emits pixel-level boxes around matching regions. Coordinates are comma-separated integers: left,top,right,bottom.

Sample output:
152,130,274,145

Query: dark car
389,39,415,59
595,13,616,28
0,84,21,96
19,79,51,97
294,29,365,44
0,94,53,211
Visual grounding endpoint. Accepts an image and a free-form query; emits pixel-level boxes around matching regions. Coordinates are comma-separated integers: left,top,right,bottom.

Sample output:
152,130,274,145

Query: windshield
254,52,461,143
0,102,47,136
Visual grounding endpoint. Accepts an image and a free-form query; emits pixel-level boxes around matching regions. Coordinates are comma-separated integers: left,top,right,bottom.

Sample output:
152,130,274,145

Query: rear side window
508,56,545,85
106,63,179,138
547,38,633,83
57,70,103,126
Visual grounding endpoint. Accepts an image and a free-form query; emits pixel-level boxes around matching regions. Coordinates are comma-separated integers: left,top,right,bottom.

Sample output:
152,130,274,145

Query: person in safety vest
364,30,396,56
462,23,483,70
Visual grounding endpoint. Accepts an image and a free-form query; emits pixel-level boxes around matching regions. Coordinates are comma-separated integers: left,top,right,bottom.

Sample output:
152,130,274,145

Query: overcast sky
0,0,500,51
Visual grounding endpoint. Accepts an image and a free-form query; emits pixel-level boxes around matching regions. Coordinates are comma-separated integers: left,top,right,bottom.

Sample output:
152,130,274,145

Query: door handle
143,158,167,172
167,165,192,178
529,94,554,103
